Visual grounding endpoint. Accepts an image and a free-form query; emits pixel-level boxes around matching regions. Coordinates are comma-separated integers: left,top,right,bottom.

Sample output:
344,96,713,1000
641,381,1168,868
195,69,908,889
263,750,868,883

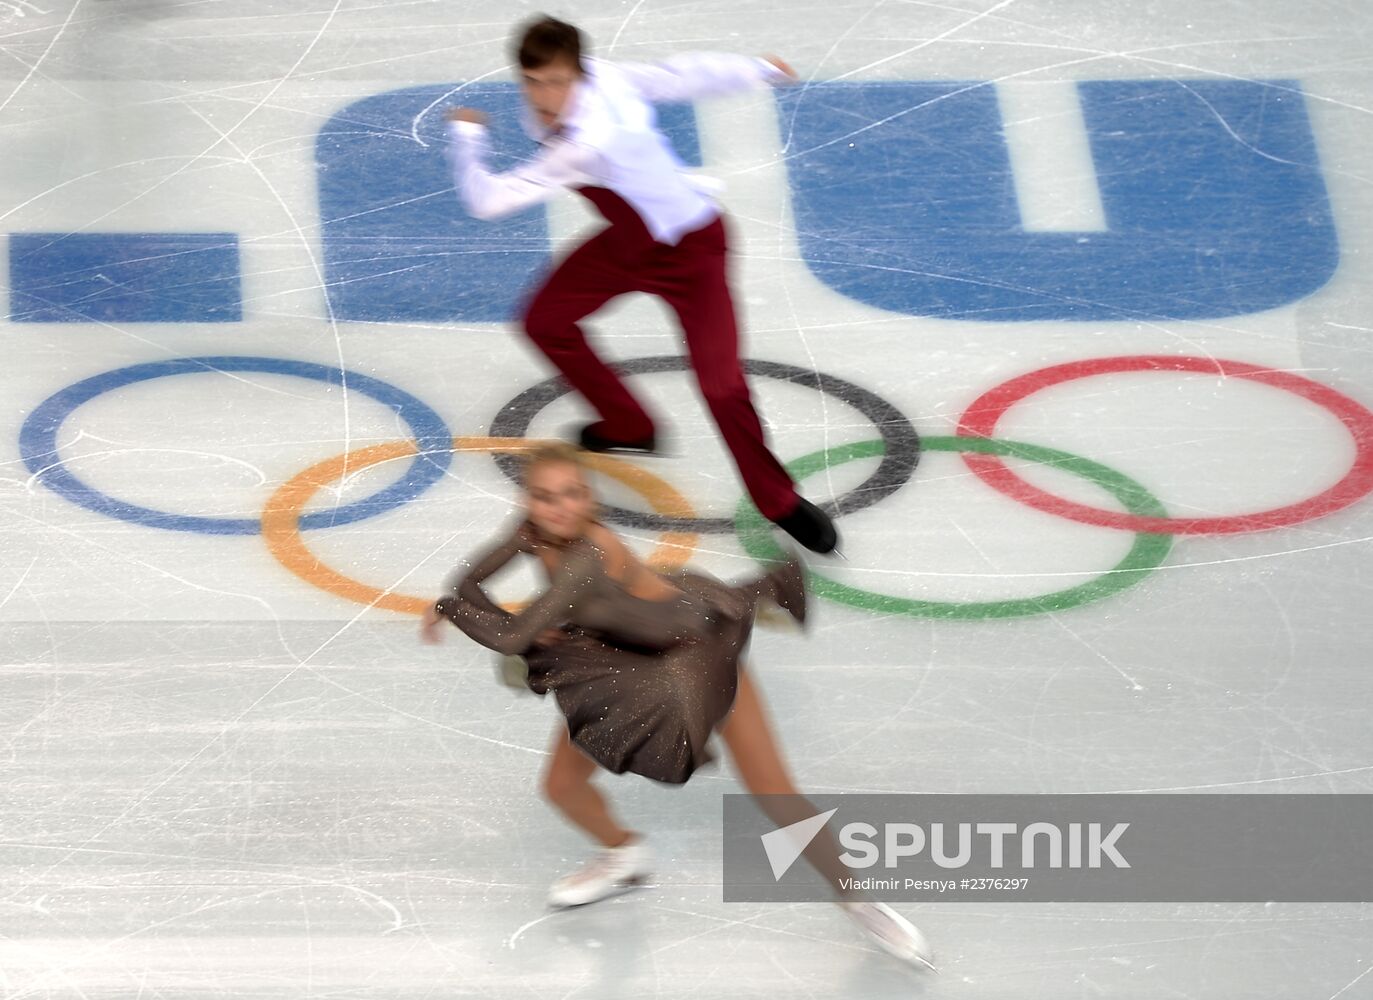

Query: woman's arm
436,539,603,656
424,524,530,645
440,523,534,617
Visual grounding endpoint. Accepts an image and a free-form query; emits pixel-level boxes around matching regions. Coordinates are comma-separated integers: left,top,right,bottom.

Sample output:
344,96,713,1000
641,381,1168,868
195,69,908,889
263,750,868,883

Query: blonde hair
519,440,588,484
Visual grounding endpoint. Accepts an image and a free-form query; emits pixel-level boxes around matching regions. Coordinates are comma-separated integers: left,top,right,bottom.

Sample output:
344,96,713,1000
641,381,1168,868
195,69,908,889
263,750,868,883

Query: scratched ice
1,1,1371,997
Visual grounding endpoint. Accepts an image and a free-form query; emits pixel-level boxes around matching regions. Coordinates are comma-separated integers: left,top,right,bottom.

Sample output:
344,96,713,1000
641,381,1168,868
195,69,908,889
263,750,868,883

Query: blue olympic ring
19,356,454,535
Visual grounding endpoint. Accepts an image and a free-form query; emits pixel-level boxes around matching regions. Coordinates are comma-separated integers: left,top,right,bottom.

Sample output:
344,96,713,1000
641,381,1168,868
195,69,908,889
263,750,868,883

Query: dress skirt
523,570,754,785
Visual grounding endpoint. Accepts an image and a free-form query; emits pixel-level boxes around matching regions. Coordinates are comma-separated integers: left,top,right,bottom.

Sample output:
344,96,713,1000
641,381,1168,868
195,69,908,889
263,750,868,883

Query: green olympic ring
735,437,1173,620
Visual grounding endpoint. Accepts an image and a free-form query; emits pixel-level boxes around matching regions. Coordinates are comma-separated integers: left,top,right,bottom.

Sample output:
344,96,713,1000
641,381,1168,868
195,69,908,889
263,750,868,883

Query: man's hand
761,55,798,82
446,107,488,125
420,605,445,645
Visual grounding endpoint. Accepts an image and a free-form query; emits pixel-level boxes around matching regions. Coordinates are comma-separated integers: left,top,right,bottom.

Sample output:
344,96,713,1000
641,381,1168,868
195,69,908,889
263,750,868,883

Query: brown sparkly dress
435,522,804,785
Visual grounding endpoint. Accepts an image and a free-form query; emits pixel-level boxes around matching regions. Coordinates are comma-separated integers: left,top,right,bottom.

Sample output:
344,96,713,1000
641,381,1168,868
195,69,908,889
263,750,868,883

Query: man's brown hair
514,15,586,72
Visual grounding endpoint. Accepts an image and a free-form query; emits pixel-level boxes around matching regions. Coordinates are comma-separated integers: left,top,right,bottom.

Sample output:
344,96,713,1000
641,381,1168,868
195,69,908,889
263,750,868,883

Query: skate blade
842,903,936,973
783,537,844,559
547,874,653,910
589,446,668,459
875,941,937,974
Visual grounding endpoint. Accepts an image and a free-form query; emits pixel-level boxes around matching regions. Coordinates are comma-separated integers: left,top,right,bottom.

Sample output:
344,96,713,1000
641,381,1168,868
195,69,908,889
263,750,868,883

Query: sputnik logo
759,808,838,880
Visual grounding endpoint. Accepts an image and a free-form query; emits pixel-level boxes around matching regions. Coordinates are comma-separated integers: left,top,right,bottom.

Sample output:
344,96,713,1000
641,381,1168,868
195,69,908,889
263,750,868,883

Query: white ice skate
837,899,936,971
548,835,653,908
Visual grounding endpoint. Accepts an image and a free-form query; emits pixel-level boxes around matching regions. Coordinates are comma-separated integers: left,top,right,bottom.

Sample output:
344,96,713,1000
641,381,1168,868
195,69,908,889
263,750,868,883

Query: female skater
420,442,933,970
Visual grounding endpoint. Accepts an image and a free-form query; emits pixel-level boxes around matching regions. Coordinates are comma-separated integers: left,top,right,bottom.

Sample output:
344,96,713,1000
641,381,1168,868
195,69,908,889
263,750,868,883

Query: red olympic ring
956,355,1373,535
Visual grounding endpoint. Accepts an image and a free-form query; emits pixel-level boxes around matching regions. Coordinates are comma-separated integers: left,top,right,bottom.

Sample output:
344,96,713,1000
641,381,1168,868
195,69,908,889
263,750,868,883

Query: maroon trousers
520,187,798,521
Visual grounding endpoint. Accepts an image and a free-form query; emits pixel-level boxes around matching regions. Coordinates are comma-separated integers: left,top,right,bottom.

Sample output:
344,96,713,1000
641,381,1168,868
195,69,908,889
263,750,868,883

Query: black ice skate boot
576,421,657,456
771,497,839,554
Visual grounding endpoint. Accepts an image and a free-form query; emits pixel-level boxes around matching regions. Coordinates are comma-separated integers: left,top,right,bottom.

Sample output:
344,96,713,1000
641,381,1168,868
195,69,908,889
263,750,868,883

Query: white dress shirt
446,53,790,246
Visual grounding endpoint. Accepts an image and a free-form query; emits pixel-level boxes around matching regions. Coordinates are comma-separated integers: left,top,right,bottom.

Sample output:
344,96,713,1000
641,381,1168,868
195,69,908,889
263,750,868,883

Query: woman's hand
420,604,445,645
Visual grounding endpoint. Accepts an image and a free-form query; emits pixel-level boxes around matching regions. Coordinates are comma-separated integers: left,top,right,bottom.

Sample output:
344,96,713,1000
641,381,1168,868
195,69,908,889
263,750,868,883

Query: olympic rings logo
19,354,1373,622
262,437,701,615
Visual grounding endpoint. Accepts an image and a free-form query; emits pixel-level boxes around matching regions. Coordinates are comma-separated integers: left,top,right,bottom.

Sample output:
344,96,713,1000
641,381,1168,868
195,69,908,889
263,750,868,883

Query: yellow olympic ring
262,436,700,615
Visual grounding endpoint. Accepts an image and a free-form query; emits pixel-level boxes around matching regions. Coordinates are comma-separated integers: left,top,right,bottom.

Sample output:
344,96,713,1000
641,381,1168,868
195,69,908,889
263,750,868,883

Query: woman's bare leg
541,722,638,849
718,666,851,896
720,668,936,968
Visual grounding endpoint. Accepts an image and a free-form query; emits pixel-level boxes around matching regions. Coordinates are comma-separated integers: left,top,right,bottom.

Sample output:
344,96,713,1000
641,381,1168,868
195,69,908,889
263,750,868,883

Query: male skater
445,14,837,553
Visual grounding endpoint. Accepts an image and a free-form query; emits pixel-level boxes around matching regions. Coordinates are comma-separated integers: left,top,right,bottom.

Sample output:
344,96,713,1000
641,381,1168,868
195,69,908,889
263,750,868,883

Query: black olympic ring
487,355,922,534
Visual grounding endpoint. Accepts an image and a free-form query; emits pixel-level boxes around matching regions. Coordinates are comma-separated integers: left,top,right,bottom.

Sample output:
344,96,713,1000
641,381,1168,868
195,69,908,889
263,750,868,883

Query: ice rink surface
2,0,1372,996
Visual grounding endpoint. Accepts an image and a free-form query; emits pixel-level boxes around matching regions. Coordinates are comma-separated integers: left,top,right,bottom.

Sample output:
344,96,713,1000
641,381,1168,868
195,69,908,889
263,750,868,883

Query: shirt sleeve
445,119,594,221
613,53,790,102
438,525,529,617
436,538,603,656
